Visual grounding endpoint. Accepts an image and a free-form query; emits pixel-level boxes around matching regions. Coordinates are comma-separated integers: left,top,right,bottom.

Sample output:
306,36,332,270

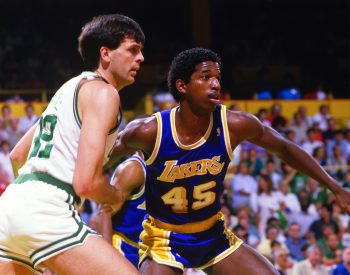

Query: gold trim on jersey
151,213,218,234
128,184,145,200
112,235,125,255
171,108,213,150
221,105,234,160
146,112,162,165
112,232,139,249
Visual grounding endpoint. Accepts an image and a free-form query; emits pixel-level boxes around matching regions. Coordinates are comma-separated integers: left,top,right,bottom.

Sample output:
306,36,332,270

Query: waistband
14,172,81,205
151,212,223,234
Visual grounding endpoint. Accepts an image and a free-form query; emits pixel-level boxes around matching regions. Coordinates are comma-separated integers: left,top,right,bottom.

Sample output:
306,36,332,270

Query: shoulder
225,110,264,141
119,115,158,154
79,80,120,108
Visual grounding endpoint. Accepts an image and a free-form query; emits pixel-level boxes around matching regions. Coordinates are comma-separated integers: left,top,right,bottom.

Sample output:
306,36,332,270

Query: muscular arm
111,116,157,163
228,110,350,213
97,159,145,243
72,81,124,204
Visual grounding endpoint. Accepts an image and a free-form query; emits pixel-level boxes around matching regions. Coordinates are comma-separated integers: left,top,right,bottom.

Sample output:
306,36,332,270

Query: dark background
0,0,348,108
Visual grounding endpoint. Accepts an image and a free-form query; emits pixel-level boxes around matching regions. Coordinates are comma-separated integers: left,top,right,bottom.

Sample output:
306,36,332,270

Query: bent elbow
73,181,93,198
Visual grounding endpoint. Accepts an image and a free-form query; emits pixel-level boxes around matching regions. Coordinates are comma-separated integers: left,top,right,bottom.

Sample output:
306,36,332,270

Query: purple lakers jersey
145,104,233,225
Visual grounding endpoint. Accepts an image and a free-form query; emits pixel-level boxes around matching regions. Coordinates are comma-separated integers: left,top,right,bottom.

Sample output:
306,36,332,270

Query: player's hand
98,203,114,215
334,188,350,215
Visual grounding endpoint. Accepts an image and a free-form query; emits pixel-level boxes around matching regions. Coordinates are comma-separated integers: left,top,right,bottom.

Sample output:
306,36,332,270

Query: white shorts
0,173,98,274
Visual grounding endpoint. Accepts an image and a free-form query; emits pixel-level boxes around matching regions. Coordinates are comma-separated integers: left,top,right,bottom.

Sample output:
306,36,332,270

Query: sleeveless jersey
145,104,233,225
19,71,122,185
111,155,146,245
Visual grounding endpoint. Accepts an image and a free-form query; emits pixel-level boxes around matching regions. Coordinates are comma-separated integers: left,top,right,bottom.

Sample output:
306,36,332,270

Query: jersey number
161,181,216,213
29,115,58,159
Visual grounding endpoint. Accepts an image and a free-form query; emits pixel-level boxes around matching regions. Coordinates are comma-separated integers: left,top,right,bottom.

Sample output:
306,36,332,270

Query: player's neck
176,105,211,136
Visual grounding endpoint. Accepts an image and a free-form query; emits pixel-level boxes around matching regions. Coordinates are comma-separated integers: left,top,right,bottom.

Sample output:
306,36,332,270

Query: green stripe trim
14,172,81,205
32,229,93,266
30,221,84,259
73,80,82,128
0,249,41,273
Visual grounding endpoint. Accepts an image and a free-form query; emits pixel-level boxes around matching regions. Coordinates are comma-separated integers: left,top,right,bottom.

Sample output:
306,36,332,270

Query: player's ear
100,46,111,63
176,79,186,95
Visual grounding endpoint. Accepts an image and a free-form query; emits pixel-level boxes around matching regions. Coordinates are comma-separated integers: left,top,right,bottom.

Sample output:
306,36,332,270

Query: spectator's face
289,224,301,239
267,228,278,240
308,249,322,265
275,251,288,268
237,208,249,220
308,179,319,192
259,178,268,192
26,106,34,116
239,163,248,174
266,162,275,173
320,106,329,115
326,234,339,250
279,182,288,194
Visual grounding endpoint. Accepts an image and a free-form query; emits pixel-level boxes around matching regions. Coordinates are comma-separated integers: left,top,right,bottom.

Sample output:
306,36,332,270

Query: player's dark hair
78,14,145,70
167,48,221,101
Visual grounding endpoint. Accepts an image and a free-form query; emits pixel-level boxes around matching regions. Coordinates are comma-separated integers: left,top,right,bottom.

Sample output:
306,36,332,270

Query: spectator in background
309,204,340,240
289,112,308,145
327,144,348,181
273,247,293,275
323,118,338,141
18,103,38,135
288,191,319,238
292,244,329,275
313,104,332,131
326,130,348,161
312,146,327,167
318,232,344,267
267,103,287,128
332,246,350,275
275,181,301,214
301,128,323,155
256,108,271,127
344,129,350,160
257,225,288,258
251,174,280,238
0,104,14,131
295,105,313,129
285,223,307,262
265,159,283,190
307,178,329,209
231,161,258,210
6,118,21,148
281,162,308,195
0,140,14,183
235,207,260,247
284,129,296,143
245,148,264,176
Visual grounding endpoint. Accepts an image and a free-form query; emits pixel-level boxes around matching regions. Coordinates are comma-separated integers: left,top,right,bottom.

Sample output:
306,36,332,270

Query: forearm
278,142,341,193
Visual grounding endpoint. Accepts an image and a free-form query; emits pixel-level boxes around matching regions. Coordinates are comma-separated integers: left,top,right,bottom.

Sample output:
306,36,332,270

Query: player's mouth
130,67,140,76
208,93,221,104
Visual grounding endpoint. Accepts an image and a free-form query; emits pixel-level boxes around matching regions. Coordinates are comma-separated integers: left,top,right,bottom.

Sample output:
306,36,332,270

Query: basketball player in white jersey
0,14,144,274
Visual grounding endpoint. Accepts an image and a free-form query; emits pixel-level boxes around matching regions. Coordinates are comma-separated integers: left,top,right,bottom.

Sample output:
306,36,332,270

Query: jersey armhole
221,105,234,160
145,112,162,165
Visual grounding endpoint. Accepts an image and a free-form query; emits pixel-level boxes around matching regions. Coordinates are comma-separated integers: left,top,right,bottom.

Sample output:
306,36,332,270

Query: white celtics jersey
19,71,121,185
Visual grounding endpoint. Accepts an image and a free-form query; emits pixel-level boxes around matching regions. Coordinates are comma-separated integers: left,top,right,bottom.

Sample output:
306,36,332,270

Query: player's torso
145,104,232,225
20,71,120,184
